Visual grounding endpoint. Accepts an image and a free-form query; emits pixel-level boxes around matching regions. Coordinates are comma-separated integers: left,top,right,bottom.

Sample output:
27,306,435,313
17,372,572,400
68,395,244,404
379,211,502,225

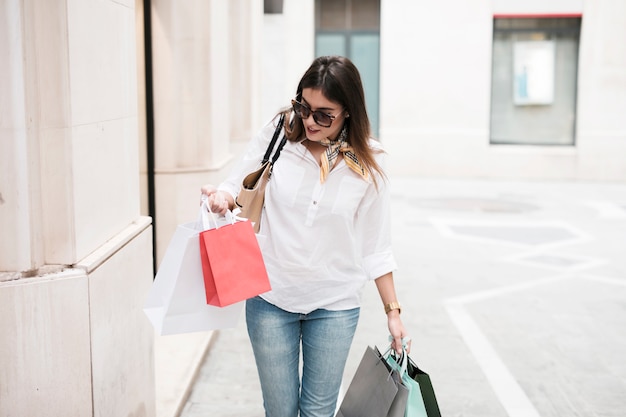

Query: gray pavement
180,177,626,417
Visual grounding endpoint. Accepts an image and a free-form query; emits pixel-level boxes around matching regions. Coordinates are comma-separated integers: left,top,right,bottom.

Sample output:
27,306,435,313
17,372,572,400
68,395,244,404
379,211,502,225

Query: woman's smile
306,125,322,138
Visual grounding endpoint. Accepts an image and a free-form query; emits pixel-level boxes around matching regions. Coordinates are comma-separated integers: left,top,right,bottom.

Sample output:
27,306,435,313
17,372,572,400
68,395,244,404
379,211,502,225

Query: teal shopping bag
385,348,441,417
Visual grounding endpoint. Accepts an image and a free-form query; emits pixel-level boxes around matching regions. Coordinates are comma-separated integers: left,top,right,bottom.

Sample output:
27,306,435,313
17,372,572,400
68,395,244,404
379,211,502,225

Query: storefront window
315,0,380,136
490,17,581,145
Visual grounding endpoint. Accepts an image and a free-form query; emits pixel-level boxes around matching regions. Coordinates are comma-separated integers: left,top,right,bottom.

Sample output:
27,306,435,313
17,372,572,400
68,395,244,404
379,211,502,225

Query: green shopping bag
406,356,441,417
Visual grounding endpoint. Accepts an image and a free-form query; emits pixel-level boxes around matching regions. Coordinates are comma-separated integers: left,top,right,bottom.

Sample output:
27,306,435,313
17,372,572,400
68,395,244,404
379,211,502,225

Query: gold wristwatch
384,302,401,315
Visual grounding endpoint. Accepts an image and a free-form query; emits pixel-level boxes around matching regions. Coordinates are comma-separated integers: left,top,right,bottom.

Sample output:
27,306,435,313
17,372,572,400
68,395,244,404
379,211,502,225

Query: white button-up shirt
218,118,397,314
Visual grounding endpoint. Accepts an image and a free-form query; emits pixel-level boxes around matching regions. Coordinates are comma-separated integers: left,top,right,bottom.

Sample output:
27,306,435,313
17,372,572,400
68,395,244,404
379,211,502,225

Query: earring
339,124,348,142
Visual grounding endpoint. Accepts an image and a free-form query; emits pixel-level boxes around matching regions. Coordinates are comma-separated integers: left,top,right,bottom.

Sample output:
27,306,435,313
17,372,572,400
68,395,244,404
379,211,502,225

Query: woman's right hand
200,184,232,215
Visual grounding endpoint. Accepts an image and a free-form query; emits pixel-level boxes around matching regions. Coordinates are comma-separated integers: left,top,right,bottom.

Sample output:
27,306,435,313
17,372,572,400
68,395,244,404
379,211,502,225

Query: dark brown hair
281,55,385,184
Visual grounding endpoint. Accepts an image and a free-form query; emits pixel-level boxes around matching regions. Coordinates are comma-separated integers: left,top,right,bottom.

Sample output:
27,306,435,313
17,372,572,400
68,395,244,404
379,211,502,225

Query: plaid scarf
319,127,368,183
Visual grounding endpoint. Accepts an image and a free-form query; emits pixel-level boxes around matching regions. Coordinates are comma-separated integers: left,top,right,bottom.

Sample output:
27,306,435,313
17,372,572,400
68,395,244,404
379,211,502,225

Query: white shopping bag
143,207,244,335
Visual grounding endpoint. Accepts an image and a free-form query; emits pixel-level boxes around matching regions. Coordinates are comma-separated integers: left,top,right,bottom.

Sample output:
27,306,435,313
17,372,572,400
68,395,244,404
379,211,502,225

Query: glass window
490,17,581,145
264,0,283,14
315,0,381,136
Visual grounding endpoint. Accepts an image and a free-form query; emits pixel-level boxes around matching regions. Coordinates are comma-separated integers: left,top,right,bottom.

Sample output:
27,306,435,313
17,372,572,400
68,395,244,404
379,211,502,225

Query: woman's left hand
387,311,411,355
374,273,411,355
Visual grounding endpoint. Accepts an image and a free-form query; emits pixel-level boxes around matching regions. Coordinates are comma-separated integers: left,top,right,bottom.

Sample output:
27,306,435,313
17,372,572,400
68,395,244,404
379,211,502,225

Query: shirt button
313,201,317,205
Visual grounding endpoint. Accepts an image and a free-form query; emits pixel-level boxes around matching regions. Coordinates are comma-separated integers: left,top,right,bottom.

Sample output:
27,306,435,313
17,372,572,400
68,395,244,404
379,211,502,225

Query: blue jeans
246,296,360,417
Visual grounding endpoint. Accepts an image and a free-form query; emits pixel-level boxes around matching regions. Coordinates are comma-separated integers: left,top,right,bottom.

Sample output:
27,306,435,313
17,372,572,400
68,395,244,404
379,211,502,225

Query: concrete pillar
0,1,155,416
151,0,228,263
151,0,267,263
229,0,264,142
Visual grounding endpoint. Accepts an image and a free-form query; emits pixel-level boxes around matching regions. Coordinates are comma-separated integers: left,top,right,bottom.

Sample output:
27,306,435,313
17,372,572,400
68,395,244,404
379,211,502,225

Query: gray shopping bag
336,346,408,417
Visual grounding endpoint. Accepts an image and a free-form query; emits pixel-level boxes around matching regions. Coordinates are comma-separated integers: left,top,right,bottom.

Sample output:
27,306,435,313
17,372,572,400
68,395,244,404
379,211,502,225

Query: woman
202,55,409,417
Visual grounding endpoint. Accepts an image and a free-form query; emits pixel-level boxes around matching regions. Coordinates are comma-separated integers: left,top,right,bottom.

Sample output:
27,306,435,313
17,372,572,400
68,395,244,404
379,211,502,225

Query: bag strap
271,135,287,164
261,113,286,165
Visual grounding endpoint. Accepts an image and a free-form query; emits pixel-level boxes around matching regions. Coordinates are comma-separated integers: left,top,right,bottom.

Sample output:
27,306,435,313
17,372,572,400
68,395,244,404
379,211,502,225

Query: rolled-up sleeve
362,249,397,281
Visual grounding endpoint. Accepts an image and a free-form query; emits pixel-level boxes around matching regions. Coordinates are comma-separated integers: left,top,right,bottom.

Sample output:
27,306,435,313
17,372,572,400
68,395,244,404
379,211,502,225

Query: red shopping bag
199,219,271,307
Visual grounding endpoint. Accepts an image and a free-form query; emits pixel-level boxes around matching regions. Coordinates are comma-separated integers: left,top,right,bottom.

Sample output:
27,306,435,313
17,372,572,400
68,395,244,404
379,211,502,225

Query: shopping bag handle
384,336,412,375
386,336,411,353
199,196,236,230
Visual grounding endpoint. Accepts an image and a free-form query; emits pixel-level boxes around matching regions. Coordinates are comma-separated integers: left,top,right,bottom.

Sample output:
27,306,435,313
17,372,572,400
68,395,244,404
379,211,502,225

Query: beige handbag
235,114,286,233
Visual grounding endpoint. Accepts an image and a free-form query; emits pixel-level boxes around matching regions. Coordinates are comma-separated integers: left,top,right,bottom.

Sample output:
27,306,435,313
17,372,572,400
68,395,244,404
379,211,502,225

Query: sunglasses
291,99,342,128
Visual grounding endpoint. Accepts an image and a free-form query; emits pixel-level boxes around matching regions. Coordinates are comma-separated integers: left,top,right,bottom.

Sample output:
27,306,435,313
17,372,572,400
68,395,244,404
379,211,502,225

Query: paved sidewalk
179,178,626,417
